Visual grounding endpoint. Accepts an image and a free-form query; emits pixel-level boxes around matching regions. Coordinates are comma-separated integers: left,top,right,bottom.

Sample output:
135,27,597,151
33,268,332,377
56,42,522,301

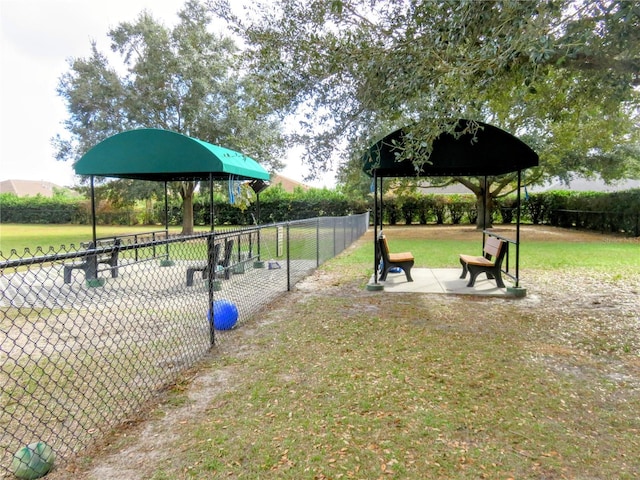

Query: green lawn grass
3,224,638,478
0,224,212,257
2,224,639,273
328,236,640,272
138,231,640,479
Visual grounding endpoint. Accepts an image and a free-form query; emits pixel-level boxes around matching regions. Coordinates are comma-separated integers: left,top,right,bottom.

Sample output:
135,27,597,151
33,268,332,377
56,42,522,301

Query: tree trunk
180,181,196,235
475,191,494,230
144,198,153,225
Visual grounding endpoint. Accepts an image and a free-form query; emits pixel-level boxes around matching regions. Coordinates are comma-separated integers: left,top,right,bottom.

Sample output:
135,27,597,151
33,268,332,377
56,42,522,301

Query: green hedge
381,194,480,225
523,189,640,235
0,193,89,224
3,188,638,236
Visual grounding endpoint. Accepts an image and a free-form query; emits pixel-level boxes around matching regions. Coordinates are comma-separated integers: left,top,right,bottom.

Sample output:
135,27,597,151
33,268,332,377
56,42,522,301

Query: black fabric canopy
363,119,539,291
362,119,539,178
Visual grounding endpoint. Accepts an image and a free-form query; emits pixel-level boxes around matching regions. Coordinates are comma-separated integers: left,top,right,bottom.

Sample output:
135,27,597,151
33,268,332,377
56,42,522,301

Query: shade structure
74,128,269,181
363,119,539,292
362,119,538,178
73,129,270,345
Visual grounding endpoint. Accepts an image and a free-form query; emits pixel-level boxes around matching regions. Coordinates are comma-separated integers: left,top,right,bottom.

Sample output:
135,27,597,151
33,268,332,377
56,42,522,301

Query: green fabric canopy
74,129,270,181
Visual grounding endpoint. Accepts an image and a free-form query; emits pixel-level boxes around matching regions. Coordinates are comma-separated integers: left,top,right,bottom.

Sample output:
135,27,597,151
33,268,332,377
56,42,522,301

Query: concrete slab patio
369,267,515,297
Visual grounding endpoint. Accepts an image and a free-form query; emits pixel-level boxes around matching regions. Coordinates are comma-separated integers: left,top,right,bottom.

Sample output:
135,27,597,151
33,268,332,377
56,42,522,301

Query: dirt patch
379,223,640,243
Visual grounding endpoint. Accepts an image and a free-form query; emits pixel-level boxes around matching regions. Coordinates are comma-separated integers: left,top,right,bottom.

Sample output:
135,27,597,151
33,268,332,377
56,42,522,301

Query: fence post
286,222,291,292
333,219,344,257
316,217,321,268
207,234,216,346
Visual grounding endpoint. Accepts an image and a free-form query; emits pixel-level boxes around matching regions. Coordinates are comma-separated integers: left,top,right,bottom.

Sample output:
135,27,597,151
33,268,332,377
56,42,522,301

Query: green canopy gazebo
75,128,270,243
74,128,270,342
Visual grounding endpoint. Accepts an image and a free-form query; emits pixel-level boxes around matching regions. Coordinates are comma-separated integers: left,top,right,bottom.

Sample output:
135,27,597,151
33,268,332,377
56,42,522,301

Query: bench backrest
221,239,235,266
484,236,506,263
377,234,392,263
207,239,221,265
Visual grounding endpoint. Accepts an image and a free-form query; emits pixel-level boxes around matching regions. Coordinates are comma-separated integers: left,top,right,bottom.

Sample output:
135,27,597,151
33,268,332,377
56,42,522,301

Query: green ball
10,442,55,479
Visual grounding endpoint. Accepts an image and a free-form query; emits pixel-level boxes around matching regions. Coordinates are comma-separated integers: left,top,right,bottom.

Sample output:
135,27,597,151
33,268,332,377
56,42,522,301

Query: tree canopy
212,0,639,208
55,0,285,233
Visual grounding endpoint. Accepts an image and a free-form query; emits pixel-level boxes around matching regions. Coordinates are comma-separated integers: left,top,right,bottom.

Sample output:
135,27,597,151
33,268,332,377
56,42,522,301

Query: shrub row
523,189,640,235
0,194,89,224
159,196,369,226
379,190,640,235
3,189,638,235
0,190,369,226
380,194,481,225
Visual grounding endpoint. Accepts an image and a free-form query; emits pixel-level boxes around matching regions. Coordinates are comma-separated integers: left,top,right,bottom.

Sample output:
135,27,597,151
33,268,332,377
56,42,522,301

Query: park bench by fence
186,239,234,286
185,229,259,286
63,239,121,284
459,235,507,288
377,232,414,282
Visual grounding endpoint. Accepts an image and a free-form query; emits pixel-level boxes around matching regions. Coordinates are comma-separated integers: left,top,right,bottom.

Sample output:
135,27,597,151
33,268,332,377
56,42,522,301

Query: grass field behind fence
2,224,639,272
0,225,205,256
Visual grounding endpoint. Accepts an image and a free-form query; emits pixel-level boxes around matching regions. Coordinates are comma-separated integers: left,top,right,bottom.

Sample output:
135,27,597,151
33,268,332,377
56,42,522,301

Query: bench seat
458,254,495,267
459,236,507,288
186,239,234,286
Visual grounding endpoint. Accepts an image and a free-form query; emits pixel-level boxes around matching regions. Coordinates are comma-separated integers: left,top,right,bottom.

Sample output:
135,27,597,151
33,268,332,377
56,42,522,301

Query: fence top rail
482,229,517,245
554,209,630,215
91,229,169,243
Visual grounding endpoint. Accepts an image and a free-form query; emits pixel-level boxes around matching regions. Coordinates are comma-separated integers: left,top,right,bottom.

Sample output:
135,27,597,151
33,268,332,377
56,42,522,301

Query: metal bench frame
63,239,121,284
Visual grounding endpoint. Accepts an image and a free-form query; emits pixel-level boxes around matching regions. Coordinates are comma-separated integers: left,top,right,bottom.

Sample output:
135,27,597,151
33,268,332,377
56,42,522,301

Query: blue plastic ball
208,300,238,330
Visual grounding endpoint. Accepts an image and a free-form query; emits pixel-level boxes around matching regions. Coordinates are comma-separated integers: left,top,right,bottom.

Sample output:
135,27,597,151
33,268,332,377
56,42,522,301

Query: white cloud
0,0,335,188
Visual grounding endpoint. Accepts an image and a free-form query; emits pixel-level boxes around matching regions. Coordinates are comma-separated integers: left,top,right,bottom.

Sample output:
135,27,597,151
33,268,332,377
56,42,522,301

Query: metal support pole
373,171,379,283
90,176,97,245
286,222,291,291
208,173,215,346
515,170,522,287
164,181,169,260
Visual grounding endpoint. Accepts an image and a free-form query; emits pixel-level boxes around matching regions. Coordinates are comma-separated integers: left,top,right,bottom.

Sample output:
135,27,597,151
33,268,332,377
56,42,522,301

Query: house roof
0,179,60,197
270,173,310,193
530,176,640,193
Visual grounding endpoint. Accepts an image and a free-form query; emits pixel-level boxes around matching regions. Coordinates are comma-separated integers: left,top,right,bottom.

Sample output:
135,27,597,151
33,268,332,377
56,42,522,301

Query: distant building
0,179,61,197
416,175,640,195
529,176,640,193
270,173,310,193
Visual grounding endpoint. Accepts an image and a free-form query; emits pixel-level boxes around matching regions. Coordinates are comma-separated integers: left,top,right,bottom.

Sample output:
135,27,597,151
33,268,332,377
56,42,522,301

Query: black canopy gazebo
362,119,539,291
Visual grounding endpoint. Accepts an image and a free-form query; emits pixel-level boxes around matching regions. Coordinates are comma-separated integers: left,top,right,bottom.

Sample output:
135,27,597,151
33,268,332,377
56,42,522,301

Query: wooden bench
63,239,121,284
459,236,507,288
186,238,234,286
377,232,414,282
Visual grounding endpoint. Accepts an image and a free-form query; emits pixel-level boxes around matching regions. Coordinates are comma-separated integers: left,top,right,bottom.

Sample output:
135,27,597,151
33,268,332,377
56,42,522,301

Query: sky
0,0,336,189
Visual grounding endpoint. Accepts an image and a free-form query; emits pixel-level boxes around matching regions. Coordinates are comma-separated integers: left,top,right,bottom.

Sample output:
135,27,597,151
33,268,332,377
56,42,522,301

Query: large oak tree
55,0,285,234
212,0,639,225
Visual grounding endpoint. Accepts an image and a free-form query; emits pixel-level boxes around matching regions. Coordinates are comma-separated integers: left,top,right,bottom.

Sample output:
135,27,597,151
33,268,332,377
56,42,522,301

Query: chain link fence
0,213,369,478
